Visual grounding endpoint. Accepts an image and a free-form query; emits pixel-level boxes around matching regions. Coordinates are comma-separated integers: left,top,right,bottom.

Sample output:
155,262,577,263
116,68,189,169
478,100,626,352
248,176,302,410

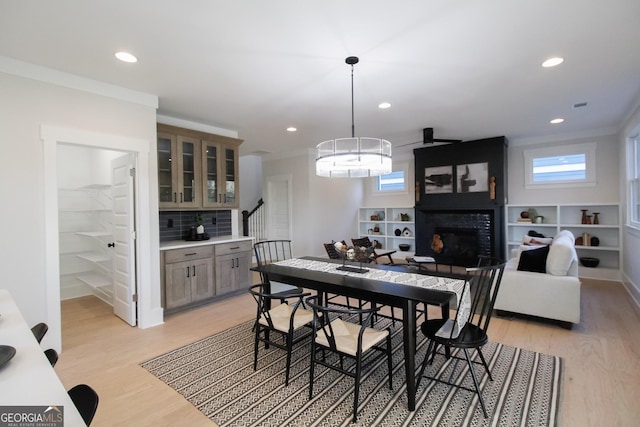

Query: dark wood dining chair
68,384,99,426
416,256,506,418
248,284,314,386
31,322,48,344
306,295,393,423
351,237,396,264
44,348,58,367
254,239,303,296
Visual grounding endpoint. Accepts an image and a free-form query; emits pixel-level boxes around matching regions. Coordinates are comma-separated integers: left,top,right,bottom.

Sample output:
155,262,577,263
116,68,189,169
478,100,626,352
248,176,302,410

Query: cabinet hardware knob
186,267,190,278
184,253,197,256
108,242,115,248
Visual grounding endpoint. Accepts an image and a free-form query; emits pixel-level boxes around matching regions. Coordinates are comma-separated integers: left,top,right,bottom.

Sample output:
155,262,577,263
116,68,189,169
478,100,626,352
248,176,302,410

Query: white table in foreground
0,289,85,426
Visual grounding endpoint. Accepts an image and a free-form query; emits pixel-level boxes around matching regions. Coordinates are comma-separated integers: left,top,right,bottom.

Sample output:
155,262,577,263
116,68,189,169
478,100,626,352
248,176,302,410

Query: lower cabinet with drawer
163,246,215,311
215,241,252,295
161,239,252,314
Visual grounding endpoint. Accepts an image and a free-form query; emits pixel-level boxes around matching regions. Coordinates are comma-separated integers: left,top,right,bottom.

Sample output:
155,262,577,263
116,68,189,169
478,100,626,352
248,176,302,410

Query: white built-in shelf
76,252,110,263
506,203,621,281
358,207,416,256
76,231,112,237
76,272,111,289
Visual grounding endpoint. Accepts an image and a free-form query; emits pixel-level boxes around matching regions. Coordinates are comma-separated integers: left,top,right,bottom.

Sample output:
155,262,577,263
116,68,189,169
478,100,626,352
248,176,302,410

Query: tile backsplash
159,210,232,242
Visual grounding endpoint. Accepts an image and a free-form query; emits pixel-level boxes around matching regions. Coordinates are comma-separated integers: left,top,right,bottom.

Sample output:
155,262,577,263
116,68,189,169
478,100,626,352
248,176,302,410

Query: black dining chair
351,237,396,265
44,348,59,367
254,240,303,296
306,295,393,423
248,284,314,386
31,322,48,344
415,256,506,418
68,384,99,426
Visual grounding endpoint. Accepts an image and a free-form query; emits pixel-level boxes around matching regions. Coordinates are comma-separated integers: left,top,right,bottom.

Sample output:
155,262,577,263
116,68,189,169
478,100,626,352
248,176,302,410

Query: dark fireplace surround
413,137,508,267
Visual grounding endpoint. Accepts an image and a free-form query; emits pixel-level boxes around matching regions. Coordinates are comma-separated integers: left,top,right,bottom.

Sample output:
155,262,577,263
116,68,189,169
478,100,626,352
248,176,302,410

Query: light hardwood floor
56,277,640,427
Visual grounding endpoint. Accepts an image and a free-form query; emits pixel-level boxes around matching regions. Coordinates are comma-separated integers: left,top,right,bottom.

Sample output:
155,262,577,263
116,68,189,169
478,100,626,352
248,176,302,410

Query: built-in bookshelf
506,204,621,281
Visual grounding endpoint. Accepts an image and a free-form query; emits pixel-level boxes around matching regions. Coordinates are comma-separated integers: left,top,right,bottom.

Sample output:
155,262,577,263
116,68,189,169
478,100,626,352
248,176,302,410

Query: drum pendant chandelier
315,56,392,178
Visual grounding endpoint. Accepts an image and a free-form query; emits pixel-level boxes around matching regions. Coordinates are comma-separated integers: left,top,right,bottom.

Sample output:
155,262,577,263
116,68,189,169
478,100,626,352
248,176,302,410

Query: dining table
252,256,467,411
0,289,85,426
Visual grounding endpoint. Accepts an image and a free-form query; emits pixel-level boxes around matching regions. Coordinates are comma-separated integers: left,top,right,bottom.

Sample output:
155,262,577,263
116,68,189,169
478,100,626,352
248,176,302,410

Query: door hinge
131,230,136,240
132,294,138,302
130,167,136,177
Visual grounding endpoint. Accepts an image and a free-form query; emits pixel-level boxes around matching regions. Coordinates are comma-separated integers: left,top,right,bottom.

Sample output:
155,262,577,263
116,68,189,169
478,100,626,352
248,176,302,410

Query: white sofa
494,230,581,328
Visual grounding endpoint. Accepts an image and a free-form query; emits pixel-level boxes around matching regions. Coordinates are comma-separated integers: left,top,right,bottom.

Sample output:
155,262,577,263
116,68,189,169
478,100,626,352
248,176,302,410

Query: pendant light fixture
316,56,392,178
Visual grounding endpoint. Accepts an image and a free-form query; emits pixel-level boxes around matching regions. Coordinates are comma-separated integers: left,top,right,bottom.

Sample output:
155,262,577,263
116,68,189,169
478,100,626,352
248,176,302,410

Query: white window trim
628,135,640,230
372,162,409,196
524,142,596,189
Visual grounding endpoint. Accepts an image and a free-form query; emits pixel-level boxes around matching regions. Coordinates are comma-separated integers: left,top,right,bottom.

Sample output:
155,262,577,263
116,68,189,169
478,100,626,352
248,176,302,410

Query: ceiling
2,1,639,156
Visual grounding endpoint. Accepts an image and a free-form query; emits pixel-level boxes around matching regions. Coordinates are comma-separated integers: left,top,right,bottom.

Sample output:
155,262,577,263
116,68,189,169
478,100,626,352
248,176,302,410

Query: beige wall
0,71,160,351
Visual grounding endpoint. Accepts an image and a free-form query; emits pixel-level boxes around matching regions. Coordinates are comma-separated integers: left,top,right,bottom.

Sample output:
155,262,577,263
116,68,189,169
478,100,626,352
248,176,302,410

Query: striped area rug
141,318,562,426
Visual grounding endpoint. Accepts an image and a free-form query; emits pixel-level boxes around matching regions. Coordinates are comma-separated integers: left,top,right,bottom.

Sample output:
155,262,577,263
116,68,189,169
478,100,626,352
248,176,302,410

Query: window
373,162,409,195
524,142,596,189
378,170,405,192
630,136,640,228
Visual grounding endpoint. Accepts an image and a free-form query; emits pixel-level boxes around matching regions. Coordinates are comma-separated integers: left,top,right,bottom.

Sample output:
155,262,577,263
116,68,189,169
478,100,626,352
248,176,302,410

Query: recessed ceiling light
286,127,297,132
378,102,391,109
550,118,564,124
115,51,138,63
542,57,564,68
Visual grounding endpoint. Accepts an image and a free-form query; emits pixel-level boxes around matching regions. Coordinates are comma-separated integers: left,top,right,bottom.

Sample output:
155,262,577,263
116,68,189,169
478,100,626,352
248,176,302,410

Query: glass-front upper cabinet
157,132,201,209
177,135,202,208
202,140,239,208
157,132,177,208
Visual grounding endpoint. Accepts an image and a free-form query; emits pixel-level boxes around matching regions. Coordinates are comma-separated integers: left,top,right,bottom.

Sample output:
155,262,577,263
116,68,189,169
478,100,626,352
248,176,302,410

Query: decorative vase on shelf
593,212,600,224
581,209,589,224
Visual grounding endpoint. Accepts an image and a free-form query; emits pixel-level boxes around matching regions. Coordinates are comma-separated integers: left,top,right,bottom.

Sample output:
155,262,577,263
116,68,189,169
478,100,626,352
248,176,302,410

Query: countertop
160,235,254,251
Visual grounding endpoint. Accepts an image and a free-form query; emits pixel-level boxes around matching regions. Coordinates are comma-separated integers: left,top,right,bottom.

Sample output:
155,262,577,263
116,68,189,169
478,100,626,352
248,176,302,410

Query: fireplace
416,209,499,267
413,136,508,265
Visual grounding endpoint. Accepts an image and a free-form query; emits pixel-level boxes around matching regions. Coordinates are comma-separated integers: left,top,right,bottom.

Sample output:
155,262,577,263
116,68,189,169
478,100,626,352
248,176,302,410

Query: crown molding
0,55,158,108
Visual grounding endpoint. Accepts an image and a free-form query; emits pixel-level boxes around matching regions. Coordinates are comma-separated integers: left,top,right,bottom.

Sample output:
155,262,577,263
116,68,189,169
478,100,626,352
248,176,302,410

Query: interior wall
620,102,640,304
507,134,620,204
262,149,364,258
0,71,160,352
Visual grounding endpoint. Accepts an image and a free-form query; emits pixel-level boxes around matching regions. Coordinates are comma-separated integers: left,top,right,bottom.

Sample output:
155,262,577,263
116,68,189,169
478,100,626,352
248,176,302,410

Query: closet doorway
57,144,137,326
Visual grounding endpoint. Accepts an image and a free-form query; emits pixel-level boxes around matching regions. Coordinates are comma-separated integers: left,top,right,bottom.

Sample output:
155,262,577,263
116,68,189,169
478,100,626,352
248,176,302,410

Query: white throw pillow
546,231,576,276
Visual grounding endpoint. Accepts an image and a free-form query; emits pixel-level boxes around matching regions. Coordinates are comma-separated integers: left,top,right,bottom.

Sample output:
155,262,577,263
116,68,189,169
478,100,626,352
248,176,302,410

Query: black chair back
31,322,48,344
457,256,506,337
44,348,58,367
323,241,345,260
254,240,293,283
68,384,99,426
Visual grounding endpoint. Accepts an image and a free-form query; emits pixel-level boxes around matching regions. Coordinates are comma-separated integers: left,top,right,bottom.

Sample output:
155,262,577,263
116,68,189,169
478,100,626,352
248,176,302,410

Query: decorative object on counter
402,227,412,237
592,212,600,224
374,210,385,220
579,257,600,268
196,212,205,234
333,241,373,273
535,215,544,224
590,236,600,246
400,213,410,221
370,214,379,221
373,225,380,234
489,176,496,199
394,228,401,236
373,239,382,249
398,243,411,251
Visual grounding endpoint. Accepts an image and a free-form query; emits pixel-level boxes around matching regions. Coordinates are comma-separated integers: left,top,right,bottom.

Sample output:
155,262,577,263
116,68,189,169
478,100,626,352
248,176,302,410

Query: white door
111,154,137,326
266,175,292,240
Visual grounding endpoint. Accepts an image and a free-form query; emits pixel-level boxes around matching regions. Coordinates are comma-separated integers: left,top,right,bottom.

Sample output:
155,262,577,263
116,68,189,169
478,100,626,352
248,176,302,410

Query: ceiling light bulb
550,118,564,124
542,57,564,68
286,127,297,132
115,51,138,63
378,102,391,109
